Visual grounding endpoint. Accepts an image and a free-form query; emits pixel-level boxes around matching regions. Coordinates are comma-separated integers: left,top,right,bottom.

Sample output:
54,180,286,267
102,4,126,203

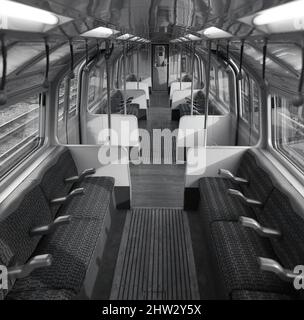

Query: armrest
227,189,263,208
65,168,96,183
259,257,301,282
8,255,53,280
218,169,248,184
30,215,71,237
50,188,84,205
240,216,281,238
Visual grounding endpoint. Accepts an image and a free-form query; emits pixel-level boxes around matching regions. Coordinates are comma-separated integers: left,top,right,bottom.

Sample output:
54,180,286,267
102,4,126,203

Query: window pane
241,74,250,122
88,64,104,113
218,68,230,108
252,80,260,132
210,66,216,94
0,94,43,177
272,95,304,172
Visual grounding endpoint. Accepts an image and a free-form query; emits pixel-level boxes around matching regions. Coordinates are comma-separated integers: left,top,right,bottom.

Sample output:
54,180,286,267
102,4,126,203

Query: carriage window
57,65,81,143
240,74,250,122
88,64,105,113
0,94,44,178
218,68,230,108
252,80,260,132
272,95,304,173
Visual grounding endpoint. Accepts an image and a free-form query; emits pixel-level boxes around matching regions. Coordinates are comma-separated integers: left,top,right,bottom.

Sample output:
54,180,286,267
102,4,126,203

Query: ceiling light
116,33,134,40
129,36,140,41
0,0,59,25
185,33,201,41
179,37,190,41
81,26,119,38
253,0,304,26
199,27,232,39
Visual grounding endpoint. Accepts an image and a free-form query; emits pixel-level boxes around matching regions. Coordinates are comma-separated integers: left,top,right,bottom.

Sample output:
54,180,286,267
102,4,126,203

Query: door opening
152,44,169,91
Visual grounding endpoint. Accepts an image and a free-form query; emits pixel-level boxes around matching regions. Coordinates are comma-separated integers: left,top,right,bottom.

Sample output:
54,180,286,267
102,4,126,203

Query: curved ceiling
15,0,293,41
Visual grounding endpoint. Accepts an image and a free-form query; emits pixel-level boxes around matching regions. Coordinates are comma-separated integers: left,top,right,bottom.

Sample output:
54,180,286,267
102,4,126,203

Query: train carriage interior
1,0,304,301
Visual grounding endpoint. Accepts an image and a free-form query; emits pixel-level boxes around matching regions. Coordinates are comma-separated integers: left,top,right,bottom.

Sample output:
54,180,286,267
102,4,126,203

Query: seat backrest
260,188,304,270
236,150,274,204
126,74,137,82
0,183,52,298
126,82,149,100
39,149,77,217
172,89,201,110
170,82,192,100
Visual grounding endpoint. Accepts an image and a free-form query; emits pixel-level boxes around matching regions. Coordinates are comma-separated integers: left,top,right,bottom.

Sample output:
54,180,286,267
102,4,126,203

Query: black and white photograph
0,0,304,313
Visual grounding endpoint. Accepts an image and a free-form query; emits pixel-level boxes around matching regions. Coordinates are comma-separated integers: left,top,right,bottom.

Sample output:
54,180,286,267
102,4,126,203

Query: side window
0,93,44,178
88,64,103,113
251,79,260,133
218,68,230,109
210,66,216,94
240,73,250,122
272,95,304,172
57,64,81,144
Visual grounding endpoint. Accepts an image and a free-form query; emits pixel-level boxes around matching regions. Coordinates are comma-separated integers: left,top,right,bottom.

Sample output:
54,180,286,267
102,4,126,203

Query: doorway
152,44,169,91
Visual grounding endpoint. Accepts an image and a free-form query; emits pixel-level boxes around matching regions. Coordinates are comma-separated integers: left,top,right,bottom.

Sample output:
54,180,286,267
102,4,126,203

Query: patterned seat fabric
231,290,292,300
211,221,294,298
40,150,78,217
0,186,52,299
237,151,274,204
9,218,102,296
258,188,304,271
199,178,254,223
60,176,115,220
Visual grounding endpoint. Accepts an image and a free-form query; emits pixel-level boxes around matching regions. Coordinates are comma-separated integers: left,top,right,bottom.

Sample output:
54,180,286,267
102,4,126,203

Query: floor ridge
110,208,200,300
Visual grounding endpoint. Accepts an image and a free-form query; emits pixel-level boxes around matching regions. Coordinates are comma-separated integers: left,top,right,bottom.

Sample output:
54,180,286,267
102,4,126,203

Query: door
152,44,169,91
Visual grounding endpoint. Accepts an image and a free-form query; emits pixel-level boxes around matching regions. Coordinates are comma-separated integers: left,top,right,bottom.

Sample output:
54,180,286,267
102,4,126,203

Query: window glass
240,74,250,122
252,80,260,132
218,68,230,108
0,94,44,177
272,95,304,172
88,64,104,113
210,66,216,94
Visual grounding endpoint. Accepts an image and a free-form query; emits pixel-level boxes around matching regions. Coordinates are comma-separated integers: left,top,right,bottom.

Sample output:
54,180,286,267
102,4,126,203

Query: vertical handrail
180,46,183,90
123,42,127,115
137,45,140,89
204,41,212,146
190,42,195,115
105,40,112,144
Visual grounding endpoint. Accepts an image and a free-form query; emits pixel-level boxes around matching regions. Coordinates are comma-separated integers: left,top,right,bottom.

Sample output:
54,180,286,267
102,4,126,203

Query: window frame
0,91,46,180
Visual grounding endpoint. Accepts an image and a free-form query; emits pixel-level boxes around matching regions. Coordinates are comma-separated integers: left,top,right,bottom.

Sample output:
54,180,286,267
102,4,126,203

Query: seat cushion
231,290,292,300
199,178,254,222
40,150,77,217
10,218,103,295
59,176,115,220
211,221,293,297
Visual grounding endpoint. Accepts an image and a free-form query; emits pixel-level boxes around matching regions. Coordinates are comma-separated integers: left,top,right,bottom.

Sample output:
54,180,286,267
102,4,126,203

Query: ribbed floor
110,208,200,300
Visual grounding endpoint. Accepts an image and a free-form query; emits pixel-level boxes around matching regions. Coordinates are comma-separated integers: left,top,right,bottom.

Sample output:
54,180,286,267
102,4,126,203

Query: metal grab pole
123,42,127,115
105,40,112,144
204,41,212,146
180,46,183,90
137,45,139,89
190,42,195,115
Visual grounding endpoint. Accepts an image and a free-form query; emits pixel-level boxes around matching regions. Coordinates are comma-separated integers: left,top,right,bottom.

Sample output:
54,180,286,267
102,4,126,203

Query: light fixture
0,0,59,25
116,33,134,40
185,33,201,41
81,26,120,38
253,0,304,26
199,27,232,39
129,36,140,41
179,37,190,41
